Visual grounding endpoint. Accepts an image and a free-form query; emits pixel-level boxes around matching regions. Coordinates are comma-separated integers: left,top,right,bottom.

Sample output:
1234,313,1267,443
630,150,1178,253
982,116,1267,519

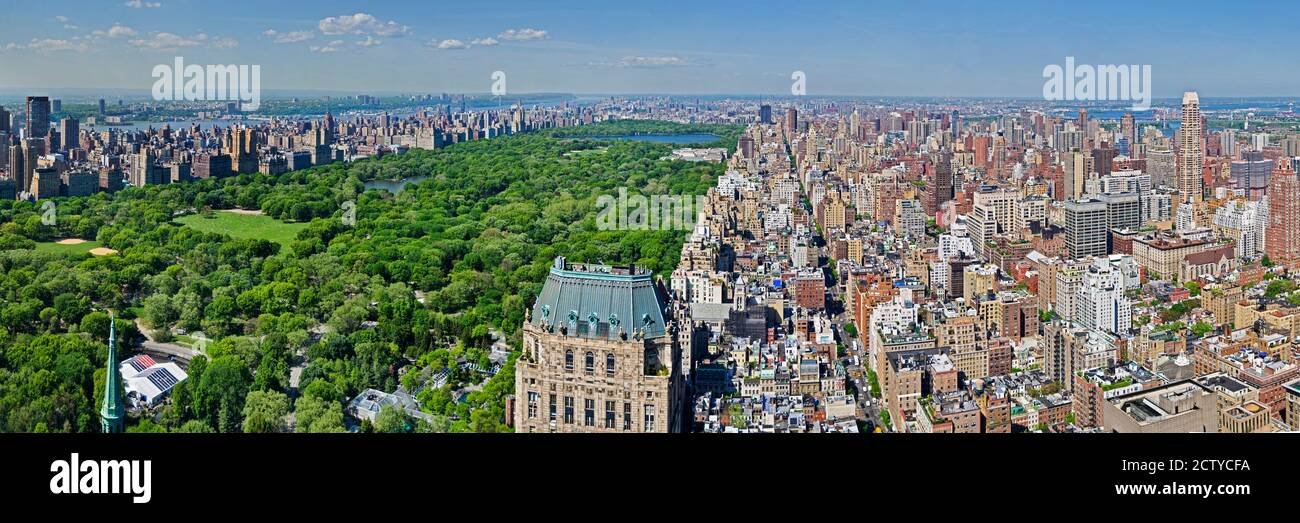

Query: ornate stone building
514,257,688,433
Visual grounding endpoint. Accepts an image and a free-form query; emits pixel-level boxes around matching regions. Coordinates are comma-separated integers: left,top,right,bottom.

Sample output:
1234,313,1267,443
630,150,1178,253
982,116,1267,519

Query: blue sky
0,0,1296,97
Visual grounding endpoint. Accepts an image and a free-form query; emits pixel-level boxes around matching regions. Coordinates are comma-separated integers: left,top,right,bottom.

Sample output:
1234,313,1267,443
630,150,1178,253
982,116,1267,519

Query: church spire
100,313,125,433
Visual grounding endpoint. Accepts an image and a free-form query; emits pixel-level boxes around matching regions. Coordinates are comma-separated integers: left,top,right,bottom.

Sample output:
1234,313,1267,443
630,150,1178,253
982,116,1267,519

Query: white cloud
371,21,409,37
310,40,345,53
431,39,470,50
497,28,548,41
127,32,236,50
92,24,139,38
129,32,199,49
588,56,699,68
54,15,69,23
5,38,91,53
623,56,694,67
123,0,162,8
318,13,408,37
471,37,499,46
357,36,382,47
264,29,314,44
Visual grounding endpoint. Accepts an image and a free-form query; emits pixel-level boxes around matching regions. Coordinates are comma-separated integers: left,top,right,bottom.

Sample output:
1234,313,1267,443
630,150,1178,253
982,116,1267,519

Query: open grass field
564,146,608,158
174,210,309,246
33,239,104,256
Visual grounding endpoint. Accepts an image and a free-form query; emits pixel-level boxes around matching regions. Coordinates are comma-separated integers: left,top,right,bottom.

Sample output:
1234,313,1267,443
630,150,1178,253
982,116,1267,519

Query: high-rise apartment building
1075,257,1131,335
59,117,79,152
932,150,954,207
1230,151,1272,201
1120,113,1135,154
1178,91,1203,203
25,96,50,140
1064,148,1088,200
1065,199,1108,259
894,199,925,238
1266,159,1300,267
1148,148,1175,189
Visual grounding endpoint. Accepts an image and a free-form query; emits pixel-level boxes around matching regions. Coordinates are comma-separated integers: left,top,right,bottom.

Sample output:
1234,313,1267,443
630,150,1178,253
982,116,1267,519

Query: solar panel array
128,353,157,374
146,368,179,392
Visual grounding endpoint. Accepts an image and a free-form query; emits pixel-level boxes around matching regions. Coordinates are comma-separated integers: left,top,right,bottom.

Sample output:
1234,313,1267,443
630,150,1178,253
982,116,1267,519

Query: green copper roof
100,314,125,433
530,257,668,339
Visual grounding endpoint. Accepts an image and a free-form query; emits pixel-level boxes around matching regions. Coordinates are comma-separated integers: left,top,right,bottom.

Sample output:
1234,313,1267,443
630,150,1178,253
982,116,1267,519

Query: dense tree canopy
0,120,737,433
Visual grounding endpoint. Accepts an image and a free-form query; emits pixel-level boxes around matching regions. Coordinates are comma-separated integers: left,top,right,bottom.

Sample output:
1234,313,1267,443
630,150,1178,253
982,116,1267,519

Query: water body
364,175,431,193
582,133,720,143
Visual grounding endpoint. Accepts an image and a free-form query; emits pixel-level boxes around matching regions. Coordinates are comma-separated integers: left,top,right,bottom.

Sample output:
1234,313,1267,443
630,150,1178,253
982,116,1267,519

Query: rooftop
530,256,669,340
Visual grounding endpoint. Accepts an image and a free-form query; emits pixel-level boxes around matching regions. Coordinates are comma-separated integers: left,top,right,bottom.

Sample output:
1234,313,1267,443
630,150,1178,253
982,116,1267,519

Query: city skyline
3,1,1296,510
3,0,1300,97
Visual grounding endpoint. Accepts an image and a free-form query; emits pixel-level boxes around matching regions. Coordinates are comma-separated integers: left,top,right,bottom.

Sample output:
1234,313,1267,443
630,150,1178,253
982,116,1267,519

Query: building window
605,401,616,428
606,353,615,375
585,352,595,374
548,394,556,422
584,399,595,426
623,402,632,431
644,404,656,432
564,350,574,371
563,396,574,424
527,391,538,419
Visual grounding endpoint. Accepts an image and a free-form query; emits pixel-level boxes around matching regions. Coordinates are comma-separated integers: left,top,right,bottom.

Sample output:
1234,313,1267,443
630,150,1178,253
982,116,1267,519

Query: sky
0,0,1297,98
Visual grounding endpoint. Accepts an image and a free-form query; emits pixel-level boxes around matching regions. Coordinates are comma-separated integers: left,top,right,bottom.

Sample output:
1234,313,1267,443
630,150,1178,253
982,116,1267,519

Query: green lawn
33,240,101,255
174,211,309,246
564,146,608,158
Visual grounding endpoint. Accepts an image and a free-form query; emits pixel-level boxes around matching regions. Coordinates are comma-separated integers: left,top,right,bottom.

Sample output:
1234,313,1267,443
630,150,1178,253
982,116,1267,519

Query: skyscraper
1178,91,1203,203
16,138,42,195
228,127,259,173
1266,159,1300,267
932,149,954,207
7,142,25,196
25,96,50,140
1231,150,1272,201
59,117,79,152
785,107,798,134
1091,146,1115,177
1120,113,1135,154
759,104,772,125
1148,148,1176,188
0,105,9,134
1065,148,1087,200
1065,199,1108,259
